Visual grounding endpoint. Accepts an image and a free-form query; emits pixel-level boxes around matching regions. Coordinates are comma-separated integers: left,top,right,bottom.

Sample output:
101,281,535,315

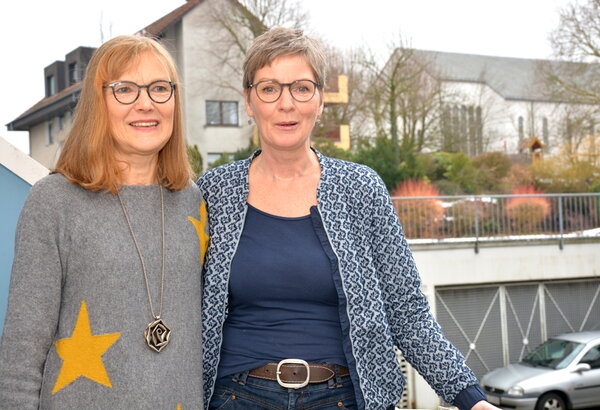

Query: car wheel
535,393,567,410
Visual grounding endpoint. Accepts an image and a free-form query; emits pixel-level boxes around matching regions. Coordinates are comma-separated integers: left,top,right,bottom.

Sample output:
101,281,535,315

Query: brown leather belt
248,360,349,388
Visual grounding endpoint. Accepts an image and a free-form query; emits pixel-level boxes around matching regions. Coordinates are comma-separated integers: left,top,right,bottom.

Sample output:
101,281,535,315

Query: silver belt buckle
276,358,310,389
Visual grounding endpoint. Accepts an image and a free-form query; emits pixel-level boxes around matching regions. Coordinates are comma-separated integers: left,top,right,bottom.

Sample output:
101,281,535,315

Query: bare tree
357,39,448,156
534,0,600,157
312,45,372,146
205,0,310,93
545,0,600,104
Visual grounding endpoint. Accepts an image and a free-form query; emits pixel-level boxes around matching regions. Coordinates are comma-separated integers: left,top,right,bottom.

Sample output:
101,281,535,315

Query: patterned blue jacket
197,150,479,409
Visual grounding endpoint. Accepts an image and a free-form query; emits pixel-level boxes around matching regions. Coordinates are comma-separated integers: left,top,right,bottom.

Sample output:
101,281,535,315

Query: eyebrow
109,79,172,84
253,78,315,83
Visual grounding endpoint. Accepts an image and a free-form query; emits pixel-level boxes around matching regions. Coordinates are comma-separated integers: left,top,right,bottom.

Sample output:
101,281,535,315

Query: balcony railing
391,193,600,252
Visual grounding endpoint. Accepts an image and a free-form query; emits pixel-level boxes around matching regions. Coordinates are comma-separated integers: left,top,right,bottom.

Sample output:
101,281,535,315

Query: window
46,75,56,96
518,116,524,140
206,101,238,126
580,345,600,369
46,120,54,146
68,62,78,85
440,103,483,154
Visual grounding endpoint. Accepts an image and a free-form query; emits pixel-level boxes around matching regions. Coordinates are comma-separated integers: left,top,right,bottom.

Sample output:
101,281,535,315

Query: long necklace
116,185,171,353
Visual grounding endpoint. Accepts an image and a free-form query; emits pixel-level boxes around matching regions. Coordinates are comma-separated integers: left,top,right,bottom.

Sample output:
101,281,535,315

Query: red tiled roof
518,137,544,151
137,0,202,37
11,82,82,124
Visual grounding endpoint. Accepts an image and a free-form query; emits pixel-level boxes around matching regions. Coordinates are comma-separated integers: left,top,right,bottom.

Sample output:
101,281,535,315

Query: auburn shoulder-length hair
53,35,192,193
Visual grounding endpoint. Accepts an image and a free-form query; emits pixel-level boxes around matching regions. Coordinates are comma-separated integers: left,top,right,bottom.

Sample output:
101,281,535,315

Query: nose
277,85,295,110
134,88,154,110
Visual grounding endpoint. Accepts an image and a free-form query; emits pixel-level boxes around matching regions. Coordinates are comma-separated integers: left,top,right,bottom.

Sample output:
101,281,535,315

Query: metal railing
391,193,600,252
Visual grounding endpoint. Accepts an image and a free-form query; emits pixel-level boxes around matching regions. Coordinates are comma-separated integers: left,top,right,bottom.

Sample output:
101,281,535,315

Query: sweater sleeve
367,173,480,404
453,385,488,410
0,178,65,409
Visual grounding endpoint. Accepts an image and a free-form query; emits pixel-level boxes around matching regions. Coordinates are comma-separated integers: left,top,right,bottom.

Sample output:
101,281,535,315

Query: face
244,54,324,152
104,51,174,163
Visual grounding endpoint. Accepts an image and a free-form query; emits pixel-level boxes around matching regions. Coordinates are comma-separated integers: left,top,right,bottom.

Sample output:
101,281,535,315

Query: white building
380,48,598,156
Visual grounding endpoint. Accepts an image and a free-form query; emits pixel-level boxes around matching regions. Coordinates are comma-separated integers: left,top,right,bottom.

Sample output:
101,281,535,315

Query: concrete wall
0,138,48,331
408,240,600,408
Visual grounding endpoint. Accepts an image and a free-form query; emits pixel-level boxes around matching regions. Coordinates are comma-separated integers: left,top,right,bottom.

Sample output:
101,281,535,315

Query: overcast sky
0,0,572,154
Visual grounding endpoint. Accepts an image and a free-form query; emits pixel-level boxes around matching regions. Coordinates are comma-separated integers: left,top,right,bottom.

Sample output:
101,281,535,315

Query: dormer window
46,75,56,96
68,63,78,85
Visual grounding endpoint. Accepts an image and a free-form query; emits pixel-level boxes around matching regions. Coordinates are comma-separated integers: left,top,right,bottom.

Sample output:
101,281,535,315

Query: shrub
425,152,479,194
444,152,479,194
532,157,600,193
391,179,444,238
502,164,534,191
209,142,259,169
312,137,353,161
415,153,438,182
443,199,497,237
434,179,464,195
187,144,203,179
504,186,551,234
472,152,512,193
353,137,422,191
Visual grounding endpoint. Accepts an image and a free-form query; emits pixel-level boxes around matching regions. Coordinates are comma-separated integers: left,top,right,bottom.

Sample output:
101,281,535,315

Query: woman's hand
470,400,501,410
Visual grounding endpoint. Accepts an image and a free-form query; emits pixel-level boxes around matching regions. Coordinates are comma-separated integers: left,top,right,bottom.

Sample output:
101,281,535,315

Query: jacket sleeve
367,174,479,404
0,181,64,409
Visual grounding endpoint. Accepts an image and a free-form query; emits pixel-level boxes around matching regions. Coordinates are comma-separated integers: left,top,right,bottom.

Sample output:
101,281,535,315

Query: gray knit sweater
0,174,205,409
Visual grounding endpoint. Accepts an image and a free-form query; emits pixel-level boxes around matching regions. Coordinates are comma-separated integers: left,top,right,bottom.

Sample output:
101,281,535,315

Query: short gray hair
242,27,327,91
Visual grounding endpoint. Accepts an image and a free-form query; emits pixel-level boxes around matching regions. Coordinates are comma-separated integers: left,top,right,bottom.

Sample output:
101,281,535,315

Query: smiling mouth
130,121,158,127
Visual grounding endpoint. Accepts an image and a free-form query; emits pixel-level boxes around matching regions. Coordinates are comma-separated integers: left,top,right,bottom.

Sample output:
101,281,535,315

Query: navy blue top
217,204,347,378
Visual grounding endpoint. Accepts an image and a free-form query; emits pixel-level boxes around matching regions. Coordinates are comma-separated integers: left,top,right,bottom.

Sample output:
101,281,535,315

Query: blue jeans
208,370,357,410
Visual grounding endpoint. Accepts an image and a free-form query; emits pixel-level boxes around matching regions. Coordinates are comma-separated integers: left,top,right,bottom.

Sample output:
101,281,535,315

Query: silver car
480,331,600,410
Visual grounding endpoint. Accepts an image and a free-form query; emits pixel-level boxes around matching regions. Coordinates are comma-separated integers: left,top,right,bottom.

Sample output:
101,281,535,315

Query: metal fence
391,193,600,251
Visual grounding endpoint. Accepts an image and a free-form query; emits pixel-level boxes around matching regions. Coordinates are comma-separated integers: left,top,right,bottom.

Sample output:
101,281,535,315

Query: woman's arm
366,173,483,406
0,179,64,409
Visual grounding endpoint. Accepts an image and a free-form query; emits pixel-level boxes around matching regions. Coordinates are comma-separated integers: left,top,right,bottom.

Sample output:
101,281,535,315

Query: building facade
377,49,599,157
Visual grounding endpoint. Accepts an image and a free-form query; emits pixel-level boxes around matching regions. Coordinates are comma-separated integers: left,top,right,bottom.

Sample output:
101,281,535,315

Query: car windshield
522,339,585,369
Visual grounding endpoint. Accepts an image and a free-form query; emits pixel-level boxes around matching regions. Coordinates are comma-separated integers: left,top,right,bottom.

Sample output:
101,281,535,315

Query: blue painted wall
0,164,32,332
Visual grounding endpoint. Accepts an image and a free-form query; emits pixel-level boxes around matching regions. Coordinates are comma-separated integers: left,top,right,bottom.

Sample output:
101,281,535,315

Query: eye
258,82,280,95
114,83,135,94
292,81,314,94
150,82,171,93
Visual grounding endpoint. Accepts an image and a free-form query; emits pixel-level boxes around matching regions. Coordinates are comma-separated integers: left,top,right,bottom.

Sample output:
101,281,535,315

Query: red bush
505,186,551,233
392,179,444,238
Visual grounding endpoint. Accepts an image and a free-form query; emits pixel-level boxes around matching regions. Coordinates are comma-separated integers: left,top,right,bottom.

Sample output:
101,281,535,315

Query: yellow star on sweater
51,301,121,394
188,201,210,264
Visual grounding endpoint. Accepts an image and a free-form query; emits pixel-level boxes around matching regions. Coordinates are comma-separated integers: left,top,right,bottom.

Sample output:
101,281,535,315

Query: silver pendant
144,317,171,352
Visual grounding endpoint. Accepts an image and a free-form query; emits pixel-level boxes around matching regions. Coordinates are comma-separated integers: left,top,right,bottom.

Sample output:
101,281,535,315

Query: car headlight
507,385,524,396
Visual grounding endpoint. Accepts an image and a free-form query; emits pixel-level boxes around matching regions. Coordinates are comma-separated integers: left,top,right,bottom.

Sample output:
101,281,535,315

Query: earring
247,118,254,125
316,116,321,124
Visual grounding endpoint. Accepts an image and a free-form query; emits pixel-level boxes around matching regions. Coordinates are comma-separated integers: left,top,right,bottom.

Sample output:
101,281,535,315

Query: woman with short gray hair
199,27,497,410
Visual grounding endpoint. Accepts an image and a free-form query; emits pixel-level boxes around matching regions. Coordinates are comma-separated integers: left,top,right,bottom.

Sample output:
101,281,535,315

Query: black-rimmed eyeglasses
248,79,320,103
103,80,176,104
